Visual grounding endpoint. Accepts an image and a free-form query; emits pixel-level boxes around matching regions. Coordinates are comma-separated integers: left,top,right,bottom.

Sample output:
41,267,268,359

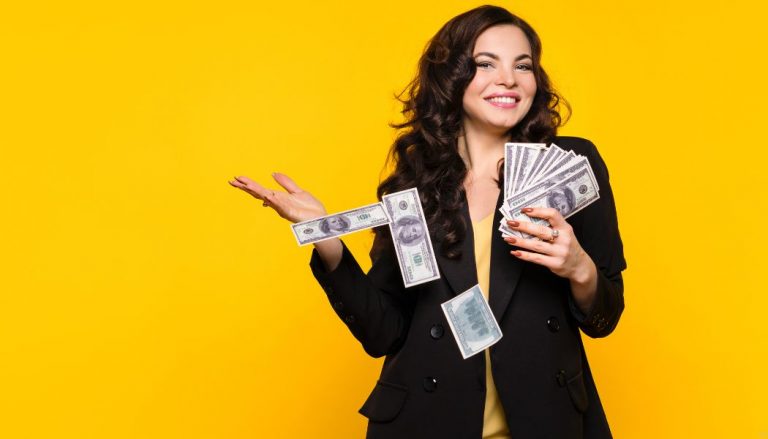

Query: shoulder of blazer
553,136,597,155
554,136,611,181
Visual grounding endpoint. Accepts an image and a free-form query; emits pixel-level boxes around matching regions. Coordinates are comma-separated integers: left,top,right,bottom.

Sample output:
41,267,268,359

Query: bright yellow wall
1,1,766,437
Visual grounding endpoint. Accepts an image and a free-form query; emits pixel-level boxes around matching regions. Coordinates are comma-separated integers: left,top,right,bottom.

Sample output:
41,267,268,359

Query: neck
458,122,508,177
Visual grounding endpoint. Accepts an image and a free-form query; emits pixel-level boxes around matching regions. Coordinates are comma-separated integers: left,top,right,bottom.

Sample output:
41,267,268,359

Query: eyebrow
474,52,532,61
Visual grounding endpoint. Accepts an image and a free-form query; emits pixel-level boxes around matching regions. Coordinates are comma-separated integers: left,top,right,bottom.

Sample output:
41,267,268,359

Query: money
441,284,503,359
505,143,545,198
503,143,518,199
499,146,600,237
291,202,390,246
505,157,591,213
382,188,440,288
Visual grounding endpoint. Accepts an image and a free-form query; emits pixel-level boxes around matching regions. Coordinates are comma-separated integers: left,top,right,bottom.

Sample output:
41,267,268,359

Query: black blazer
310,137,626,439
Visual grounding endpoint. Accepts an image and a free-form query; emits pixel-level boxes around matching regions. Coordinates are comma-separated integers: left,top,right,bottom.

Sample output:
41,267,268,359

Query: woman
229,5,625,438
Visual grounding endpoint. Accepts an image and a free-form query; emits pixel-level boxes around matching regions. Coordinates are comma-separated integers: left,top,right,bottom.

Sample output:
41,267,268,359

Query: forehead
473,24,532,57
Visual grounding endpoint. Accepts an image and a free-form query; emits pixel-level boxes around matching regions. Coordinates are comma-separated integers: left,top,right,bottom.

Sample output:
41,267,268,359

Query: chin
491,118,524,131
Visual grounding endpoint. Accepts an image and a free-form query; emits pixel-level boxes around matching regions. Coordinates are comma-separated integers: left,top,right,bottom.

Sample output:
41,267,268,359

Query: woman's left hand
504,207,594,284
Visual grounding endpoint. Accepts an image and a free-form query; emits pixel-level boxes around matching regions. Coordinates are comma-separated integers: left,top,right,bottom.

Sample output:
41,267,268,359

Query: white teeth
487,96,517,104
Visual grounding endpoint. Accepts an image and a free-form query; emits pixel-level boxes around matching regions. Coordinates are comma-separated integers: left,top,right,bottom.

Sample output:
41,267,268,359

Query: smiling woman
230,5,625,438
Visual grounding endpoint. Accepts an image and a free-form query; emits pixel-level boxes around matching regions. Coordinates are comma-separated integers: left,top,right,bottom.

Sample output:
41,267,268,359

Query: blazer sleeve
308,235,414,357
565,137,628,338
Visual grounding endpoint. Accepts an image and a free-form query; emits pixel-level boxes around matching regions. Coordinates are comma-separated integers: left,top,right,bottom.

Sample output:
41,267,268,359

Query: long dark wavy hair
374,5,570,259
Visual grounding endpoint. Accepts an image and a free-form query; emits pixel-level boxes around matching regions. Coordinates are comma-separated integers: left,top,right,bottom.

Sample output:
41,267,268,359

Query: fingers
505,219,557,242
504,234,558,256
229,176,274,201
272,172,304,194
509,249,558,266
521,207,565,227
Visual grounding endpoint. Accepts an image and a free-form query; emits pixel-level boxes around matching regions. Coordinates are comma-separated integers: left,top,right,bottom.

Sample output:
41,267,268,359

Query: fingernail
521,207,533,213
511,250,522,257
507,220,519,227
504,237,517,243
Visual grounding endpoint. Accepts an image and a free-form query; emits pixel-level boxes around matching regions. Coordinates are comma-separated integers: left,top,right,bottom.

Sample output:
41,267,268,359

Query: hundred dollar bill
382,188,440,288
525,145,571,189
441,284,503,359
499,163,600,237
503,143,518,199
503,157,592,215
519,142,556,190
509,143,545,197
291,202,390,246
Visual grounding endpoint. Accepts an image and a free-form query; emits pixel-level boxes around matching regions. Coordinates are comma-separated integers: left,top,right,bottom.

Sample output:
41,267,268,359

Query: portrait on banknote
547,187,576,216
394,216,425,246
318,215,351,234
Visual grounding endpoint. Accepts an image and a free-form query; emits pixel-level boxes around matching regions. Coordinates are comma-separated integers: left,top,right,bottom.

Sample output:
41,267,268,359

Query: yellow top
472,213,512,439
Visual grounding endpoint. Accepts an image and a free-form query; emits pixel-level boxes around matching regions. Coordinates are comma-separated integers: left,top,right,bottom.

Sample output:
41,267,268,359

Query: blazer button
423,377,438,392
547,317,560,333
333,301,344,311
430,324,444,339
344,315,355,324
556,370,567,387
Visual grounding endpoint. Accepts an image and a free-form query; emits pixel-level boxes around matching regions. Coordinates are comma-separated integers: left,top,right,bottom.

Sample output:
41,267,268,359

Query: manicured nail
504,237,517,243
521,207,533,213
507,220,519,227
511,250,522,257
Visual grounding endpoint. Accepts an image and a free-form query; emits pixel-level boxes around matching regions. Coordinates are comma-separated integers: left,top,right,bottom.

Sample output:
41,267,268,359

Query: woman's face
461,25,537,136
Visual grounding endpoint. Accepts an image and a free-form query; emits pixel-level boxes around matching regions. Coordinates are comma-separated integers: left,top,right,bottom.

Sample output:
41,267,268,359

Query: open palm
228,173,326,223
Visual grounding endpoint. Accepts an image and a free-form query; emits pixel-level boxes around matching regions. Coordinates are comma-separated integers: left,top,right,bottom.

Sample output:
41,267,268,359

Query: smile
485,96,520,108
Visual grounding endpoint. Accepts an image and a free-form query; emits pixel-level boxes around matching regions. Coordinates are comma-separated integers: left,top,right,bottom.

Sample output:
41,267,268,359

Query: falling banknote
381,188,440,288
441,284,503,359
291,202,391,246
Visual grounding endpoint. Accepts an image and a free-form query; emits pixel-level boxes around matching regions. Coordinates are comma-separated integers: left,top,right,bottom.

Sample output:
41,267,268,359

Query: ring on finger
546,228,559,242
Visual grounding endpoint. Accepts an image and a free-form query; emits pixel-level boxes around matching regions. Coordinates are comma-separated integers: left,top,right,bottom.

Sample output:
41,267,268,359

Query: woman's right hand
228,172,327,223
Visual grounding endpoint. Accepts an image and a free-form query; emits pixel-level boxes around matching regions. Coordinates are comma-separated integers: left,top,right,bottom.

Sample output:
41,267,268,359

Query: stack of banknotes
290,188,440,288
499,143,600,238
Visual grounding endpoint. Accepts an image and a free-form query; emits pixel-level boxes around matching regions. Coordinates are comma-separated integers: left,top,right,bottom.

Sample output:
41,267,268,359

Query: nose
495,66,516,88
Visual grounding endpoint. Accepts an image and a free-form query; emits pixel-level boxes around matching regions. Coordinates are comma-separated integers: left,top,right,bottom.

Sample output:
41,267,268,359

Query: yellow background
1,1,766,437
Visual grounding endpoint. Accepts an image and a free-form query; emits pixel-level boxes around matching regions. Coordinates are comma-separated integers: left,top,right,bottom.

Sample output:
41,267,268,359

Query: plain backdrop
1,1,766,437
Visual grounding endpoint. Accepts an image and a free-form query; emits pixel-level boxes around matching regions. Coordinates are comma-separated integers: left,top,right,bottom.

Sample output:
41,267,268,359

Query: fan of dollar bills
499,143,600,238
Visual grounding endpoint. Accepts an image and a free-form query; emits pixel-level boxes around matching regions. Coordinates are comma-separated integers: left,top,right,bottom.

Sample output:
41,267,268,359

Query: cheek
523,78,537,97
462,79,482,104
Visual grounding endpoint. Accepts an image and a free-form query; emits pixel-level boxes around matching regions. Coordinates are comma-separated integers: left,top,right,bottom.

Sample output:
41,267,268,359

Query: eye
515,63,533,72
475,61,493,69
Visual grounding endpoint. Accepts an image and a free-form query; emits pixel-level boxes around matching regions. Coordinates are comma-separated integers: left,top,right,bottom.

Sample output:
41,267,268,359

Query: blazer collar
434,189,523,322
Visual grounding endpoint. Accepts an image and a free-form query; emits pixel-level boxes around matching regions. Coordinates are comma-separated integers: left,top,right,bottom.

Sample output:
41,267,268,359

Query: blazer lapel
489,189,523,322
434,195,478,296
433,189,524,322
